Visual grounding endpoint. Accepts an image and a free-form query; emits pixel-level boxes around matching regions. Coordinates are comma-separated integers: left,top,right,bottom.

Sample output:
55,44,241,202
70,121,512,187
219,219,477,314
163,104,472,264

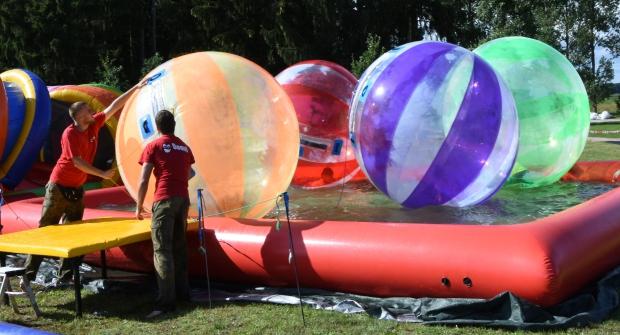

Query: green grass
580,140,620,161
589,123,620,139
596,93,619,114
1,280,620,335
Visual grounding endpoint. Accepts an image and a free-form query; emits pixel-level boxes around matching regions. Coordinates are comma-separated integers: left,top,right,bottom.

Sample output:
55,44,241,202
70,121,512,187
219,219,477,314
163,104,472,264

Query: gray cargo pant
151,196,190,311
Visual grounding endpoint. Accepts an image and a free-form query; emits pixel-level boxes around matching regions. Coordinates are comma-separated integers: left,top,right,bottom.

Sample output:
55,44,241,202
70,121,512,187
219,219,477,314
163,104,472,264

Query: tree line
0,0,618,110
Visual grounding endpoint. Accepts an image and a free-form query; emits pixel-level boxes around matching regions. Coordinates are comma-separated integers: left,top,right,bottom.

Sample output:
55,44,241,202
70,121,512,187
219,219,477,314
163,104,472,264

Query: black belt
56,184,84,202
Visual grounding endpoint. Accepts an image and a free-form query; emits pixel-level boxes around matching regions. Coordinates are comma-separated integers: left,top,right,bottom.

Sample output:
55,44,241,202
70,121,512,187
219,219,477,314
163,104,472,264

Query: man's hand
135,206,144,220
101,169,116,180
138,77,150,88
103,77,150,121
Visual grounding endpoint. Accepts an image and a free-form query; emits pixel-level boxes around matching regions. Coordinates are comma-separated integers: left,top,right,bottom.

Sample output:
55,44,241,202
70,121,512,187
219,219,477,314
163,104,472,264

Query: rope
274,197,282,232
193,190,281,310
1,193,37,231
200,195,280,218
277,192,306,326
197,189,212,308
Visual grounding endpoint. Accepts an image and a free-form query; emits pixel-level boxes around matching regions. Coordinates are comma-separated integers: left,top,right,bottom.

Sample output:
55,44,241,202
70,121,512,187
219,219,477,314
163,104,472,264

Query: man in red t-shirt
135,110,195,318
24,81,146,283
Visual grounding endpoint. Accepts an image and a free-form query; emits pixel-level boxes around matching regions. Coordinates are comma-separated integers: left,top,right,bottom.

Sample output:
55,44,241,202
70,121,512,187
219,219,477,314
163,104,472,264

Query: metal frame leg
5,280,19,314
0,270,7,306
0,273,8,306
20,276,41,318
73,261,82,317
0,255,7,306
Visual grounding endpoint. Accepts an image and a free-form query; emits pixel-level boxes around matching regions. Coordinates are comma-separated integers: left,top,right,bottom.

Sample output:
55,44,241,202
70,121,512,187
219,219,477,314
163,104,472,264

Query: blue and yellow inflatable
0,82,7,159
0,69,51,188
1,81,26,163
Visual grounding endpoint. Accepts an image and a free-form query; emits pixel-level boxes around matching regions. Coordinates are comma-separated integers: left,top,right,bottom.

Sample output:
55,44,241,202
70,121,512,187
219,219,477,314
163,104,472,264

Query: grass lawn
589,123,620,138
596,93,619,114
579,140,620,160
1,279,620,335
1,142,620,334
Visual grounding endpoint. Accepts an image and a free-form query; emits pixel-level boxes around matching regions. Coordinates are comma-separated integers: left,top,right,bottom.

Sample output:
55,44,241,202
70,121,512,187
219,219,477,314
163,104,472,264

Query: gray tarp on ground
5,255,620,330
190,266,620,330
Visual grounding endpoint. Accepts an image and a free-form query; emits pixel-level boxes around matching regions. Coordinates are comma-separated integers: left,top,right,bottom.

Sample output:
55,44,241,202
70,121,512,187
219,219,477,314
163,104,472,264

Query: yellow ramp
0,218,151,258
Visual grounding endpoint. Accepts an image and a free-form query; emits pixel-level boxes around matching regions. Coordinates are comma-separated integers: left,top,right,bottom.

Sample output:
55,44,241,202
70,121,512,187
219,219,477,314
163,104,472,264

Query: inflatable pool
1,161,620,307
562,161,620,184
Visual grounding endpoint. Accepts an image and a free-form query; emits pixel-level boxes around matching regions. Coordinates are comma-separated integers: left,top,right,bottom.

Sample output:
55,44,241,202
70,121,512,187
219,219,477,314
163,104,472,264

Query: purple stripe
477,145,518,205
358,42,456,193
403,57,503,208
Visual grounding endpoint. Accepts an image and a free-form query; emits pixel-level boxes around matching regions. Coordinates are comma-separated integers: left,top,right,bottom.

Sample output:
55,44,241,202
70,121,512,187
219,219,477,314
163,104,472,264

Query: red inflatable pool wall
562,160,620,183
1,162,620,307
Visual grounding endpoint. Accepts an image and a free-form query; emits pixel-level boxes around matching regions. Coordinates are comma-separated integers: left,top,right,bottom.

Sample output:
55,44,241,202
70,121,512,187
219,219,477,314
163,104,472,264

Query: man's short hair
155,110,176,135
69,101,88,121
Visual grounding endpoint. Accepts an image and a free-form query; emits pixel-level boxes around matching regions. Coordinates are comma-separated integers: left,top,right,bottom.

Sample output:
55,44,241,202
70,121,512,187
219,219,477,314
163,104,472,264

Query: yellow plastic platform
0,218,151,258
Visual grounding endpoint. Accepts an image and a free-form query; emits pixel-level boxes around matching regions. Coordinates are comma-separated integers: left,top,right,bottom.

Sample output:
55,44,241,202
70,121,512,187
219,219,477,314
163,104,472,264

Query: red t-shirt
139,135,195,202
49,113,107,188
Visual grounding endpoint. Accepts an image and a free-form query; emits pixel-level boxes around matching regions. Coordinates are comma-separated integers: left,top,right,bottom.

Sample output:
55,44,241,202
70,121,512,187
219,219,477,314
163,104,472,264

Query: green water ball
474,36,590,187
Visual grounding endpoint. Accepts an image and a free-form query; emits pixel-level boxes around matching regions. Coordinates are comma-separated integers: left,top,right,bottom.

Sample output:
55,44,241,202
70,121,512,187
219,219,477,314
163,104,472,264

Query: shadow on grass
608,307,620,321
39,277,239,323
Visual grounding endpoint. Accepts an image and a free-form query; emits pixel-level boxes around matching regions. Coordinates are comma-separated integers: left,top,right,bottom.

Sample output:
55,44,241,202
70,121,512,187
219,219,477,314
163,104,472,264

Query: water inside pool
97,181,616,225
263,181,617,225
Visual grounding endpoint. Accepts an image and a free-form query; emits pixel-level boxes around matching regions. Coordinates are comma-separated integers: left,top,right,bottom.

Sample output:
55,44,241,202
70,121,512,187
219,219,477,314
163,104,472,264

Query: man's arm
188,166,195,180
103,79,148,121
72,157,115,180
136,163,154,220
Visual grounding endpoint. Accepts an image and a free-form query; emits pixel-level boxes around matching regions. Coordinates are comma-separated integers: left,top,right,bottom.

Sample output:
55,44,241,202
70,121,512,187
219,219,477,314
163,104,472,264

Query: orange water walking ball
116,52,300,218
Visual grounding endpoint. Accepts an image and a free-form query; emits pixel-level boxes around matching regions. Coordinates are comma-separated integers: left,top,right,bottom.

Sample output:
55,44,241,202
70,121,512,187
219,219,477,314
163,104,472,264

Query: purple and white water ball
349,41,519,209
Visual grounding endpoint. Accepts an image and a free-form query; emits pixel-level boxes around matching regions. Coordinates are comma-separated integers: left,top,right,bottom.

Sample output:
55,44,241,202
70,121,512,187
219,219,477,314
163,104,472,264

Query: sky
596,46,620,82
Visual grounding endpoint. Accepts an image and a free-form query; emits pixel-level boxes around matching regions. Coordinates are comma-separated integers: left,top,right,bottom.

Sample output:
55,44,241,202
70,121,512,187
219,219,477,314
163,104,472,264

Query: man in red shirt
24,81,146,283
135,109,195,318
